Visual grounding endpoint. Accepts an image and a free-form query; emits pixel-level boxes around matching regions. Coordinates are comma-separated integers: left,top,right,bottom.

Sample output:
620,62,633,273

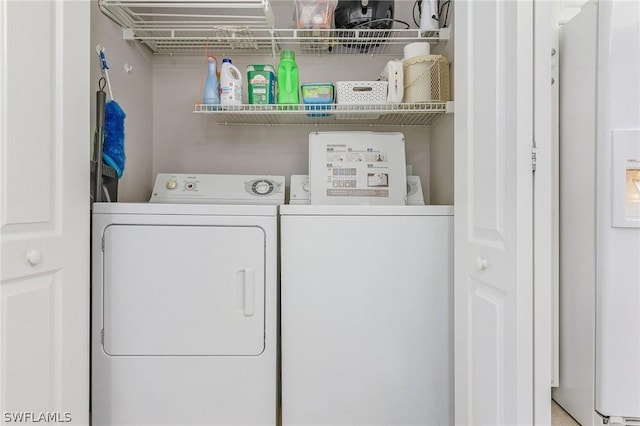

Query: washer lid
279,204,453,216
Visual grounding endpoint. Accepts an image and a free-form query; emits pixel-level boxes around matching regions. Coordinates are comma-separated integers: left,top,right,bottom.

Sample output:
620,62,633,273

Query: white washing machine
280,204,454,426
91,174,283,426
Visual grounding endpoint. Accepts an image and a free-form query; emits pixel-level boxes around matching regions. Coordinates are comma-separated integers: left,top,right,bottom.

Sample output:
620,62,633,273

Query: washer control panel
289,175,425,205
290,175,311,205
151,174,285,205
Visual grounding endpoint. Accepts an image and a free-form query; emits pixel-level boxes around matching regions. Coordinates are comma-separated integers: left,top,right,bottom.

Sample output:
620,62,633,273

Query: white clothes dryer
92,175,282,426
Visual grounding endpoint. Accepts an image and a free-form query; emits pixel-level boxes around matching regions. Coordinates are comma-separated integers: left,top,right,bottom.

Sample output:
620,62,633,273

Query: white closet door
454,1,534,425
0,1,90,424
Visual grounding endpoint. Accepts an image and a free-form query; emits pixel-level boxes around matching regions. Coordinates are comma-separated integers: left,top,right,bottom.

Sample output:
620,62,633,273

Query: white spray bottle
420,0,439,32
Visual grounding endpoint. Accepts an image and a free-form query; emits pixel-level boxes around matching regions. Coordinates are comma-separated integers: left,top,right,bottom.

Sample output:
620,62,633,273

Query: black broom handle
94,86,106,202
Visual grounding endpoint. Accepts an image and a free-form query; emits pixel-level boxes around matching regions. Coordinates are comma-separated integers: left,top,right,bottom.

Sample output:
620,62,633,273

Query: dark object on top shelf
334,0,395,51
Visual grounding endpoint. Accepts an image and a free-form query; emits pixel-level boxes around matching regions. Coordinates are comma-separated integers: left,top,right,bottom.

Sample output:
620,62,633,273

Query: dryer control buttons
245,178,283,197
252,180,274,195
165,180,178,190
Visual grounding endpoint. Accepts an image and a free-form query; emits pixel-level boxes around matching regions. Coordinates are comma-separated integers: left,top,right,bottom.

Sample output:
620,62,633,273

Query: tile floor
552,400,581,426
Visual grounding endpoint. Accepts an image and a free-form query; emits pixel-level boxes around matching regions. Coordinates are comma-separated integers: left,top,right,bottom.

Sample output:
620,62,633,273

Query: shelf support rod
270,29,277,66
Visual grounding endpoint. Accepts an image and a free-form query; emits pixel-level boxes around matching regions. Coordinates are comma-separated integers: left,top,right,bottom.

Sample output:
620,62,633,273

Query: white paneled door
454,1,535,425
0,1,90,424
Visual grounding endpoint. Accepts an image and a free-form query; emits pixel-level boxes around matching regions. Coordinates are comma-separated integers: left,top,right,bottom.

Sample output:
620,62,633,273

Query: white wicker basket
335,81,388,104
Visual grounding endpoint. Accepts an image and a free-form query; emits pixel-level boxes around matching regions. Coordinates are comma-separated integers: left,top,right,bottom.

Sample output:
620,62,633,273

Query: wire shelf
99,0,449,55
193,102,453,126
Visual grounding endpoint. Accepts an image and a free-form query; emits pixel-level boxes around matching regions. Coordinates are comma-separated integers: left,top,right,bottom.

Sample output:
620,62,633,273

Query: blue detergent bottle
203,56,220,104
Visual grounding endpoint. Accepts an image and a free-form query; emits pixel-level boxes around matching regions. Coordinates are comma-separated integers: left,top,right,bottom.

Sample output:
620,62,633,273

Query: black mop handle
96,89,106,128
94,88,106,202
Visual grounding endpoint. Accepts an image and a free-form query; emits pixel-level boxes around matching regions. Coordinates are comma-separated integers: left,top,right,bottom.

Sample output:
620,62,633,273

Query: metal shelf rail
98,0,449,55
193,102,454,126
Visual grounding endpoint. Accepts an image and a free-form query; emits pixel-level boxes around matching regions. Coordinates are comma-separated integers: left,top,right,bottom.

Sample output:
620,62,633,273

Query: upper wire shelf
98,0,449,56
193,102,454,126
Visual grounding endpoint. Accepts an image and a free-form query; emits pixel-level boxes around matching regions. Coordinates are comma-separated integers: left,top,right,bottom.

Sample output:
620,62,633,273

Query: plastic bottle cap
223,58,232,63
280,50,295,60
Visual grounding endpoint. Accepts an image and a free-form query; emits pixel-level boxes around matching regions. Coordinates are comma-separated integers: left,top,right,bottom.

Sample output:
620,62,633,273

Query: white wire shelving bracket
193,102,454,126
98,0,449,56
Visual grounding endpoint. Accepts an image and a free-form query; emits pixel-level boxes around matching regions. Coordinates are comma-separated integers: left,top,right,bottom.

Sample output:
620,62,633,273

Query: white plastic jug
381,59,404,103
220,58,243,106
420,0,439,32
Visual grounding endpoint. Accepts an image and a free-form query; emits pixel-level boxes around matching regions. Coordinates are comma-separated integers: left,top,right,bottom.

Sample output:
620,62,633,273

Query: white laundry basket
335,81,388,119
403,54,450,103
335,81,388,104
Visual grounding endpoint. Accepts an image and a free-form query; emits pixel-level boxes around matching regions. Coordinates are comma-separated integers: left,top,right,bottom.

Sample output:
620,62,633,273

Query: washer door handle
243,268,255,317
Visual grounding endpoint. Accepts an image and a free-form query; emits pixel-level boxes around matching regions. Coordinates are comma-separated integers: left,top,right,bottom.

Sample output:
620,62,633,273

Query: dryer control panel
150,174,285,205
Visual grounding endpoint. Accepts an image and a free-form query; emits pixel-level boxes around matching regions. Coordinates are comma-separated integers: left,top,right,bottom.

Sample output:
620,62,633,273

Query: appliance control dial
252,180,274,195
166,180,178,190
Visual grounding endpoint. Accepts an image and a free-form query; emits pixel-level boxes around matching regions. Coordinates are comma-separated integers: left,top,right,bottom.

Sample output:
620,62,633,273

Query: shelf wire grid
99,0,446,55
193,102,450,126
99,0,277,53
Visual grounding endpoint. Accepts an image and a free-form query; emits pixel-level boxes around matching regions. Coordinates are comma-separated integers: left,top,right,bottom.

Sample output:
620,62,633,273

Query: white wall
92,0,454,203
90,1,154,202
429,2,454,206
152,55,431,202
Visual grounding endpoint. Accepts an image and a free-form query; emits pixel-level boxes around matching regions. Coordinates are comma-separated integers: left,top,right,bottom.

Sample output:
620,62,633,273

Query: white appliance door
0,1,90,423
454,1,535,425
596,0,640,419
281,213,453,426
102,224,265,356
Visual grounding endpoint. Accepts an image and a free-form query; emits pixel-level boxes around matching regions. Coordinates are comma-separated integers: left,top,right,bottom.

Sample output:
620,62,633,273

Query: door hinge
101,329,104,344
101,236,105,252
531,146,537,172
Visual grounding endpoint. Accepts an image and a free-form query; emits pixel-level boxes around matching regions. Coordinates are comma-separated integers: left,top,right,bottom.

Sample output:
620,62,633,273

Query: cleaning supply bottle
220,58,243,106
203,56,220,105
277,50,299,106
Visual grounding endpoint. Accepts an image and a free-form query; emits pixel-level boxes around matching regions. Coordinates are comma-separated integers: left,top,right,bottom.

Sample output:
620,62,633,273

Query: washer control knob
302,182,310,192
166,180,177,190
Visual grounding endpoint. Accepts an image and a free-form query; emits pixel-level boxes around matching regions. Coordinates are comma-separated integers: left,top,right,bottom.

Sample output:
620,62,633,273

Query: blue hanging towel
97,47,126,178
103,99,126,177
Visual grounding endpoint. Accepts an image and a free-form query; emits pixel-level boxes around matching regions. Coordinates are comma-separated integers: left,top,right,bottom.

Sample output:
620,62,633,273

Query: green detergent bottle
277,50,299,106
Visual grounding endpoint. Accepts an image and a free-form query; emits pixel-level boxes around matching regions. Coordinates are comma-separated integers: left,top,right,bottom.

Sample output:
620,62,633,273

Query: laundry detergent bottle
203,55,220,105
277,50,299,106
220,58,243,106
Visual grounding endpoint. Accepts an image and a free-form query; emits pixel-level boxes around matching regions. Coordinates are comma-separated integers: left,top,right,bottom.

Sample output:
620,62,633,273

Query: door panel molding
455,1,534,424
0,1,90,423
